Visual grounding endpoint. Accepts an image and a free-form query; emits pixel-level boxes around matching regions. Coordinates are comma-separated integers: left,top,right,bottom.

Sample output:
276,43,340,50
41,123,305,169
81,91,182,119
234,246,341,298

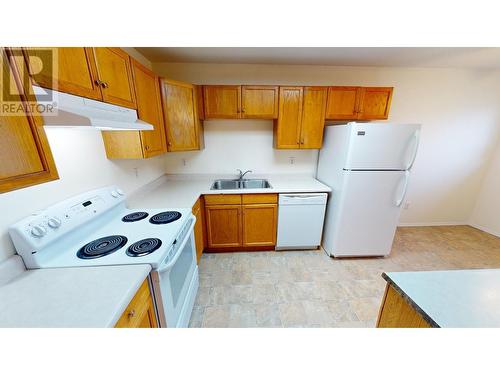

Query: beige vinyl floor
189,225,500,328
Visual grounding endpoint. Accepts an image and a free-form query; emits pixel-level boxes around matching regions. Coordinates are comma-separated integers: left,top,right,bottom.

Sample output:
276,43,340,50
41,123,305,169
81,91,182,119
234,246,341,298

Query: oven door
152,216,199,328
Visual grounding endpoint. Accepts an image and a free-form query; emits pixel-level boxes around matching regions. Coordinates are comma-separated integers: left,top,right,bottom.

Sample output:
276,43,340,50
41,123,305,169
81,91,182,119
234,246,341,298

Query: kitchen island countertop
127,174,331,209
383,268,500,328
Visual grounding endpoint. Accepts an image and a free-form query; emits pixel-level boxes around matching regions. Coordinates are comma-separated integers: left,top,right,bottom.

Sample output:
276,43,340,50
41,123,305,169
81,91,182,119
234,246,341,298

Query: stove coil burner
122,212,149,222
149,211,182,225
77,235,128,259
126,238,162,257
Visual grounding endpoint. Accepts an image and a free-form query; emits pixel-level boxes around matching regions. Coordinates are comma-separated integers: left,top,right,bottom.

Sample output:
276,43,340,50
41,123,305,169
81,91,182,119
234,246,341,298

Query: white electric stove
9,186,199,328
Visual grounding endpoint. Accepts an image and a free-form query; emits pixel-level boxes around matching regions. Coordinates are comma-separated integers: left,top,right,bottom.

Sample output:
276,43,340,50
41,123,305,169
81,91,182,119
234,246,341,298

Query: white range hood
33,86,154,131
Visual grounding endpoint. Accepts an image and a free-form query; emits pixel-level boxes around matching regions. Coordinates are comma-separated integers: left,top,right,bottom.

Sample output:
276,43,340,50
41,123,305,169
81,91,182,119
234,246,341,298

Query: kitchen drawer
242,194,278,204
204,194,242,205
115,279,157,328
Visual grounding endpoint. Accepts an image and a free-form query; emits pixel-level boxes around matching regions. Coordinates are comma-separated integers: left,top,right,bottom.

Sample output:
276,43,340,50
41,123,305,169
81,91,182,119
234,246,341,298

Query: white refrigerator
317,122,421,257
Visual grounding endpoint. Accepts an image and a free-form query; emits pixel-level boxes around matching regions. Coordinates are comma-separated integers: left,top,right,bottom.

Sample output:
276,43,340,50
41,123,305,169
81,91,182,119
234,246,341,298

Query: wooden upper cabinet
161,79,203,152
101,59,167,159
300,87,328,148
358,87,393,120
0,49,58,193
326,86,393,120
274,86,303,149
23,47,102,100
242,203,277,247
274,86,327,149
93,48,136,109
241,85,278,119
325,86,360,120
131,59,167,157
205,204,242,248
203,85,241,119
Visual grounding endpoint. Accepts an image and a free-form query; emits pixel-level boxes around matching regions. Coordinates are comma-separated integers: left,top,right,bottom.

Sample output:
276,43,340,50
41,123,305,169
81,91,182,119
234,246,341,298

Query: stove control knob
31,225,47,238
111,190,119,198
116,189,124,196
47,217,62,229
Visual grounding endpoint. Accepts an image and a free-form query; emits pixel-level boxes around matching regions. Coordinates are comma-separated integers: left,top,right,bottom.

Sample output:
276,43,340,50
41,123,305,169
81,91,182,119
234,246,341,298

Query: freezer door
325,170,409,257
345,123,421,170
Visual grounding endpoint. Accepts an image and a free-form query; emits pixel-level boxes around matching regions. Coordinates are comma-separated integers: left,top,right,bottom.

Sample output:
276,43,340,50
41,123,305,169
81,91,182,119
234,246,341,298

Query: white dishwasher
276,193,328,250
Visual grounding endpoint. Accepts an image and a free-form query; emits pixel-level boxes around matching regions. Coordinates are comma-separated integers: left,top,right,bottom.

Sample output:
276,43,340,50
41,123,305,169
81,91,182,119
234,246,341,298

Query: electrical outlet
289,157,295,165
182,159,187,167
404,201,411,210
133,167,139,179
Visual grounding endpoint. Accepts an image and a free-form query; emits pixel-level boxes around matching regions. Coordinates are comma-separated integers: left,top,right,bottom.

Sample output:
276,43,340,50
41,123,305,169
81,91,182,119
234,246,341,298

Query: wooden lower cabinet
204,194,277,251
242,203,277,247
192,197,206,262
115,279,157,328
377,283,432,328
205,204,242,248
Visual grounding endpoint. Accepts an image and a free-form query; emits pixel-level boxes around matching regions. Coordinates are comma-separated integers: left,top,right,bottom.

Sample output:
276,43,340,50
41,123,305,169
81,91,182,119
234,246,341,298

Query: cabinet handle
101,81,109,89
241,108,245,113
94,79,102,86
128,309,136,318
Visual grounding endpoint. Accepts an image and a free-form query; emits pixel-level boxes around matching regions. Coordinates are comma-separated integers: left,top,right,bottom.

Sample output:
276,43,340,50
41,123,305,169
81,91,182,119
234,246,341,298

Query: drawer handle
128,309,136,318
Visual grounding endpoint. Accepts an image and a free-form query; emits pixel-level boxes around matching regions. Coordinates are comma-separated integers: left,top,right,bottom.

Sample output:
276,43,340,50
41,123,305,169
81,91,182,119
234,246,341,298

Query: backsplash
163,120,319,175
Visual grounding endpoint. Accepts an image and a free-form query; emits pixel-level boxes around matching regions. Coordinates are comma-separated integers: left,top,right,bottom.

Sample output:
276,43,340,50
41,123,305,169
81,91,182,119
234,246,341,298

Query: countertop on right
383,269,500,328
127,174,331,209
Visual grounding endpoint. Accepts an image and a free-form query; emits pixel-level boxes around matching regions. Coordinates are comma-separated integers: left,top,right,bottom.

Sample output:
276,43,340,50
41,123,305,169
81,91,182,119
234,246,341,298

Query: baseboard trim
468,223,500,238
398,221,468,227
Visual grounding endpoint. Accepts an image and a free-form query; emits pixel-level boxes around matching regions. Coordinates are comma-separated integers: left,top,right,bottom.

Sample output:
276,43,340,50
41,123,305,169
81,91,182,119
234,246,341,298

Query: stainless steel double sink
211,179,272,190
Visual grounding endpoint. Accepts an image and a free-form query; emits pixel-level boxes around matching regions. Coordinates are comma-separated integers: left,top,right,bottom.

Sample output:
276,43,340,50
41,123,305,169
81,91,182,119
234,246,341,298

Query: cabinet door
325,86,360,120
192,198,205,263
300,87,327,149
357,87,393,120
203,85,241,119
242,204,277,247
162,79,201,151
93,47,136,109
205,205,242,248
274,86,303,149
241,85,278,119
115,279,158,328
131,59,167,157
23,47,102,100
0,49,59,193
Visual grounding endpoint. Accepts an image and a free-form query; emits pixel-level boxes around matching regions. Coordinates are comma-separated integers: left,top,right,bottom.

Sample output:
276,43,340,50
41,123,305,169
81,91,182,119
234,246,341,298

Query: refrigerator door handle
395,171,410,207
406,129,420,170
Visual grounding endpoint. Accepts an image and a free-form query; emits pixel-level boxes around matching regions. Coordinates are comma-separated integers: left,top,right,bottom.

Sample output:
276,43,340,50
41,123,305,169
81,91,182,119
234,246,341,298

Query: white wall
470,138,500,236
163,120,318,175
154,62,500,227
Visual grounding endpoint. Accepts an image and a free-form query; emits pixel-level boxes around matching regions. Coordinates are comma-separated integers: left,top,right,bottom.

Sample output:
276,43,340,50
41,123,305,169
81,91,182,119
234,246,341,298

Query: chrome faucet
237,169,252,180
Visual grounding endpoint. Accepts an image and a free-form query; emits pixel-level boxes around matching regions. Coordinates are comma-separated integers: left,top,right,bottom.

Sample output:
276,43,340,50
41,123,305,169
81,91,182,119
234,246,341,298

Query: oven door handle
157,217,196,273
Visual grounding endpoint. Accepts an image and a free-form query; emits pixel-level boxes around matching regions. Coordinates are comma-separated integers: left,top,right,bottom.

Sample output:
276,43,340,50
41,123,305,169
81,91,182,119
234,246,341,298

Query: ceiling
135,47,500,69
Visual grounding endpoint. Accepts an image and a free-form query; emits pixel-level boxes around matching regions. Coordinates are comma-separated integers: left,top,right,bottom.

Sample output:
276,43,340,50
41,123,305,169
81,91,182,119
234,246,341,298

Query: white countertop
127,174,331,209
384,269,500,328
0,256,151,328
